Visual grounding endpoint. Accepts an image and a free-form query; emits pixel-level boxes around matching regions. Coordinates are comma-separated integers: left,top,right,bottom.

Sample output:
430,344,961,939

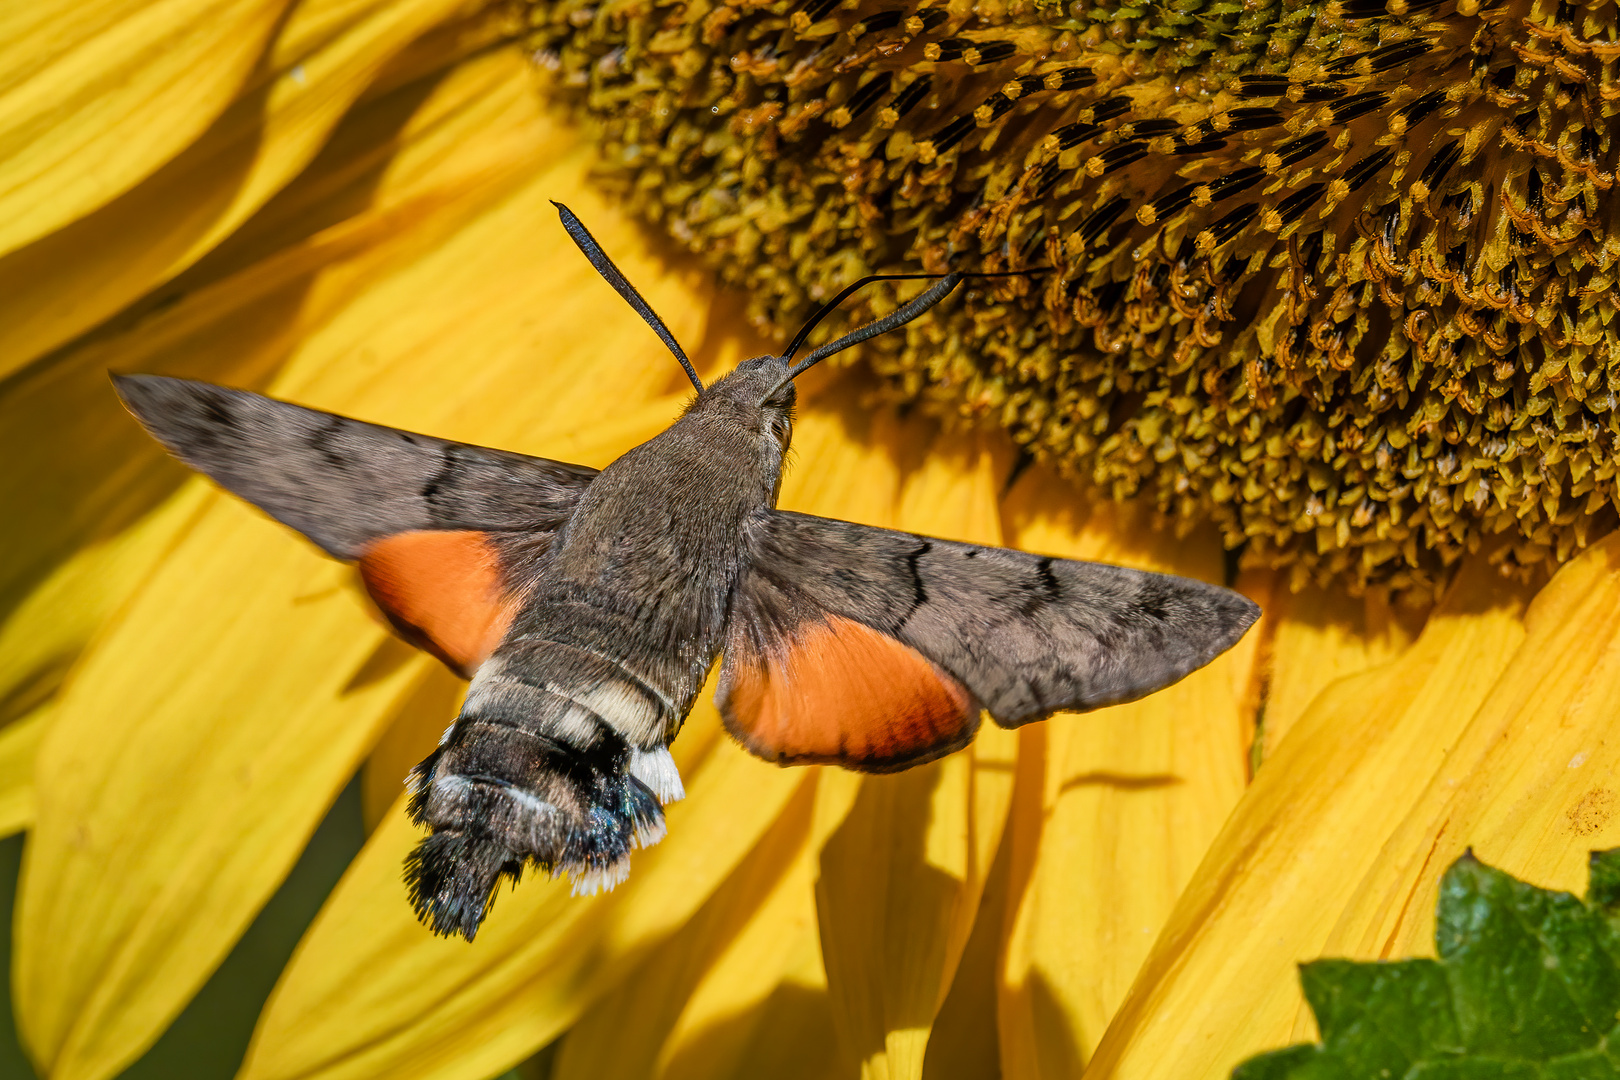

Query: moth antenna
552,201,704,393
782,268,1048,380
788,273,964,379
781,272,954,364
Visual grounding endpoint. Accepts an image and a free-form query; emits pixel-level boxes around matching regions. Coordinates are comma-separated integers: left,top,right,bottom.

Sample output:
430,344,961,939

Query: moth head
695,355,797,454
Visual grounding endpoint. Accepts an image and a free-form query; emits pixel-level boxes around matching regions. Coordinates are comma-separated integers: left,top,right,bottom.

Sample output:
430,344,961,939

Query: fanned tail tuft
402,734,670,939
403,830,524,941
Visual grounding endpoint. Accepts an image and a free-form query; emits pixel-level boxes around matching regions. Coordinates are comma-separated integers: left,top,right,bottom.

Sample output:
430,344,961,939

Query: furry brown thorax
523,0,1620,599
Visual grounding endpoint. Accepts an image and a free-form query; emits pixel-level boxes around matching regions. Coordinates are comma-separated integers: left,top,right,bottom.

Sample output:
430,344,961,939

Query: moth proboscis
116,202,1260,940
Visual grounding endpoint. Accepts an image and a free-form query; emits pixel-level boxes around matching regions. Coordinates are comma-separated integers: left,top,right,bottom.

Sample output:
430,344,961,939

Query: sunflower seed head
522,0,1619,598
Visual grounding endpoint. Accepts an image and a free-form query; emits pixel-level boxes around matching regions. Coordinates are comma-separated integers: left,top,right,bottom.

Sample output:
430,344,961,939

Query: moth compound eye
770,417,792,449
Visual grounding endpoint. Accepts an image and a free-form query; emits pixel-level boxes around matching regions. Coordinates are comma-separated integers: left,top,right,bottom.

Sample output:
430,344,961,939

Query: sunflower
3,3,1620,1080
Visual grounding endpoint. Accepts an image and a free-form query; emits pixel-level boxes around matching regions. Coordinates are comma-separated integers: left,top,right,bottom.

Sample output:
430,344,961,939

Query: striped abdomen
403,634,687,940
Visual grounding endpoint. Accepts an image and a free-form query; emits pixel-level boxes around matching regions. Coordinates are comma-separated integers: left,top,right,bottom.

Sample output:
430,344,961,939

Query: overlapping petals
0,0,494,377
0,0,288,261
1088,557,1536,1077
996,474,1252,1072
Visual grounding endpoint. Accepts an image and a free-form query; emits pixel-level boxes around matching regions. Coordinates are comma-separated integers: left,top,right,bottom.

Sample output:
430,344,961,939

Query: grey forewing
113,375,598,558
739,509,1261,726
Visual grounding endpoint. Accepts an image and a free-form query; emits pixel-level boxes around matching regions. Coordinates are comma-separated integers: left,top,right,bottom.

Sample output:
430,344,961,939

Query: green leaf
1230,1045,1319,1080
1304,958,1463,1074
1231,849,1620,1080
1438,853,1620,1056
1586,851,1620,909
1405,1061,1538,1078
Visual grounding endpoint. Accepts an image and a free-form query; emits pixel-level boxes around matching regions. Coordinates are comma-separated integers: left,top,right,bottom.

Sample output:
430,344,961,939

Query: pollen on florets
522,0,1620,598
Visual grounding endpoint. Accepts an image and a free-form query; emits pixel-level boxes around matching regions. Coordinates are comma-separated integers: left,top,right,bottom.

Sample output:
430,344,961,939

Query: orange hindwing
718,615,979,771
358,530,516,678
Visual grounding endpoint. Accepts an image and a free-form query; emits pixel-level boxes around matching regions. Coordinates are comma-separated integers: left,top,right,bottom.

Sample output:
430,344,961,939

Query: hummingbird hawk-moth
115,202,1260,941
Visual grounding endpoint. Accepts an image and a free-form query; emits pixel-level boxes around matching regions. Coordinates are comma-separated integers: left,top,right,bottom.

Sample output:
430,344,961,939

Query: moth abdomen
403,653,676,939
484,636,676,749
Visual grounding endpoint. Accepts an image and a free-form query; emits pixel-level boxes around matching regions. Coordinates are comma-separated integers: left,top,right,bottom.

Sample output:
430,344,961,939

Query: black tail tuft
403,830,523,942
400,719,673,938
405,748,442,824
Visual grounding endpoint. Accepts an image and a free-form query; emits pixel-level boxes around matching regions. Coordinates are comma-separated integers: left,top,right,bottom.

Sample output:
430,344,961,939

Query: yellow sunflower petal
238,701,806,1080
918,789,1017,1080
817,740,1017,1080
0,480,211,730
777,368,906,527
15,65,717,1080
996,467,1251,1073
0,705,48,839
550,779,822,1079
358,665,466,832
0,0,484,375
0,0,287,261
17,491,433,1080
651,804,842,1080
658,912,842,1080
1257,583,1427,759
1225,568,1276,758
1311,533,1620,983
805,418,1018,1080
1083,552,1532,1079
